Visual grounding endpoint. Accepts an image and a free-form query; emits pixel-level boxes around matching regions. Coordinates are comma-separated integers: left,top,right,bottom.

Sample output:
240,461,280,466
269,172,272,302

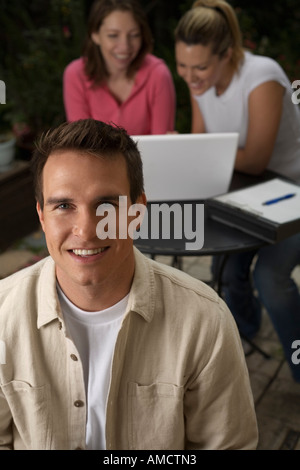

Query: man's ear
134,192,147,230
36,201,45,232
127,192,147,237
137,192,147,208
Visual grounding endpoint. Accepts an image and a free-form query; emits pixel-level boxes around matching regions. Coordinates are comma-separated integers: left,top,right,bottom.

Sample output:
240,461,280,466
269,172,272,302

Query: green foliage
0,0,86,136
230,0,300,82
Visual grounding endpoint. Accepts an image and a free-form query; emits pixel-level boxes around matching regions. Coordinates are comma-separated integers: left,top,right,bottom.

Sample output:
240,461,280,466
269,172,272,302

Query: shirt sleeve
147,61,176,134
63,59,92,121
245,55,290,95
185,298,258,450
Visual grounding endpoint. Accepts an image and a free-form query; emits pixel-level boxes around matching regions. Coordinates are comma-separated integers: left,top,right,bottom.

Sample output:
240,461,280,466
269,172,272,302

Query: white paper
213,178,300,223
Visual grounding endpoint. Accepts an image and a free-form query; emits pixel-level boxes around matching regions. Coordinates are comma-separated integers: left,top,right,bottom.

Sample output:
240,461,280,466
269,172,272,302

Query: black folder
207,178,300,243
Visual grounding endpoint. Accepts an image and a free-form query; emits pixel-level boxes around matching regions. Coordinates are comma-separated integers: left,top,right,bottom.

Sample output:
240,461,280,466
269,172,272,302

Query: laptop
132,133,239,201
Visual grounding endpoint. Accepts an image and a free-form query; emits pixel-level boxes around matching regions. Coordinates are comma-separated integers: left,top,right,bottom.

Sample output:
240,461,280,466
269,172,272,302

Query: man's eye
57,203,70,210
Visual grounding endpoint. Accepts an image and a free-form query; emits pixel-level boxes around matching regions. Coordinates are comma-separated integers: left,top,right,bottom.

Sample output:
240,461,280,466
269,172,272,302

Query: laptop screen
132,133,239,201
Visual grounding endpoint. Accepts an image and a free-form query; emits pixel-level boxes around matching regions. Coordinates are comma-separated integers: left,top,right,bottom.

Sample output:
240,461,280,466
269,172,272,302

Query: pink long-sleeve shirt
63,54,176,135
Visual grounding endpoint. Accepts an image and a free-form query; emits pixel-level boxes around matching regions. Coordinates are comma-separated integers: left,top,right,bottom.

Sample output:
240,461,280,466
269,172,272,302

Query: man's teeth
73,248,106,256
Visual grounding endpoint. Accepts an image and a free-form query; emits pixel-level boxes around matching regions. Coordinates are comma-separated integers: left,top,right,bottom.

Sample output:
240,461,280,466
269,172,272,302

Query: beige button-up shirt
0,248,258,450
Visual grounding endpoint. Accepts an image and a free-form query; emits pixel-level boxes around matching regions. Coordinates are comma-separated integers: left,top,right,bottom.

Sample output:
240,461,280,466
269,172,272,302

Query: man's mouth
72,248,108,256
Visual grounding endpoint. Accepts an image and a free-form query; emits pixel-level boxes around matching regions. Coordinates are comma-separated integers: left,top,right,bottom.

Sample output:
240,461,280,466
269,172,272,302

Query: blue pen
262,193,296,206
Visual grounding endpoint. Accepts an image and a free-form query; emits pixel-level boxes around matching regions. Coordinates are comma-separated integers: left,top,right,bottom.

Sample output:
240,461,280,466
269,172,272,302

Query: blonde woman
175,0,300,383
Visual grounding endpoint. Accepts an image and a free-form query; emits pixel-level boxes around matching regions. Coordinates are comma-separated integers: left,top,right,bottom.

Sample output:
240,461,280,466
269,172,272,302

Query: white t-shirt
57,284,128,450
193,51,300,182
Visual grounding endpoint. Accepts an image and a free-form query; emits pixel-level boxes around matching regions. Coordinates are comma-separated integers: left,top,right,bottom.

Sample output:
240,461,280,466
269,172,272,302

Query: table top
134,170,277,257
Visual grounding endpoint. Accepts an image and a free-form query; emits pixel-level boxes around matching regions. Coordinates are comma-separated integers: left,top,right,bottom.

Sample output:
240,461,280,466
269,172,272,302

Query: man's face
37,150,145,306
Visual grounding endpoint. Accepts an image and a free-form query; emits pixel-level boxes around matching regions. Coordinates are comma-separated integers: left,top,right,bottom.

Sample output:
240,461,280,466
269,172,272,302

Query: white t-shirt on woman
193,51,300,182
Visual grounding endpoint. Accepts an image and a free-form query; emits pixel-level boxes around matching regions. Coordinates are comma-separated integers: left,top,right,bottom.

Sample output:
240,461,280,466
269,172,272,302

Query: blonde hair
174,0,244,72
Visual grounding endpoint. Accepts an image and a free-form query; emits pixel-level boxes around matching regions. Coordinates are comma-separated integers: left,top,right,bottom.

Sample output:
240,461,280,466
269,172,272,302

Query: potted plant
0,105,16,171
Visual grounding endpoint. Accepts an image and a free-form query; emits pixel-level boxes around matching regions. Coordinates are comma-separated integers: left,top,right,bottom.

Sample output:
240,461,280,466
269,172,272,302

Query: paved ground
1,230,300,450
177,255,300,450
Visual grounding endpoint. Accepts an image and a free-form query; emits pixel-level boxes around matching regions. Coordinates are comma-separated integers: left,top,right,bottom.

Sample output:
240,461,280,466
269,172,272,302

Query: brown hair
83,0,153,84
174,0,244,72
31,119,144,208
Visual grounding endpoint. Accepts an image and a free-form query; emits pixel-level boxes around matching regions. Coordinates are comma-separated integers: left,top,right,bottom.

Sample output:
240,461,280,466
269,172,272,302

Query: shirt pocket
127,382,184,450
2,380,51,449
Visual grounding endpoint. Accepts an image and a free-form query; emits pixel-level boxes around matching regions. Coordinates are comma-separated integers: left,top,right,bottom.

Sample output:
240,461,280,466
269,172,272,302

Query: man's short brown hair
31,119,144,208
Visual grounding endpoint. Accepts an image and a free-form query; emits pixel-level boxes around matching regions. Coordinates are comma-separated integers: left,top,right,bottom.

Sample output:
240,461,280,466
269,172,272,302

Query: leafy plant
0,0,86,140
231,0,300,82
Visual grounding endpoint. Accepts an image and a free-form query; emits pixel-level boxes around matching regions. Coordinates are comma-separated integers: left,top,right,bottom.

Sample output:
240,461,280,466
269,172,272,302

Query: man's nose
73,210,97,241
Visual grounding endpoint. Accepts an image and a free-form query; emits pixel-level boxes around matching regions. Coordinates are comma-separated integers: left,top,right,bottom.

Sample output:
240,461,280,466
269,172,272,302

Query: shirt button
74,400,84,407
70,354,78,361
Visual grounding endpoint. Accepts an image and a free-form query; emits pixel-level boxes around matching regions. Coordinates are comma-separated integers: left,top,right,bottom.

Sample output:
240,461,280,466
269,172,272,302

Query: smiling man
37,147,141,312
0,119,258,450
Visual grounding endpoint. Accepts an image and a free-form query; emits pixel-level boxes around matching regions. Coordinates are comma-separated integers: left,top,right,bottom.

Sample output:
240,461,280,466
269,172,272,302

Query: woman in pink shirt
63,0,176,135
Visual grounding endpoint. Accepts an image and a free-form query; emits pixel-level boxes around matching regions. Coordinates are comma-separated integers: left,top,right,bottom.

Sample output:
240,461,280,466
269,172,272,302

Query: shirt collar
126,247,155,323
36,248,155,329
37,257,62,329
